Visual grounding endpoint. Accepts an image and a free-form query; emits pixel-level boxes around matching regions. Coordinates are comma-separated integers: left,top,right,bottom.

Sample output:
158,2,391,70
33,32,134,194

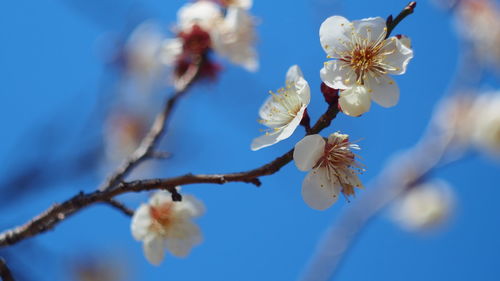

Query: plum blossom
177,1,223,32
211,7,258,71
125,22,181,82
470,91,500,156
216,0,253,9
391,180,455,231
131,190,205,265
176,0,258,71
251,65,310,151
293,132,364,210
319,16,414,116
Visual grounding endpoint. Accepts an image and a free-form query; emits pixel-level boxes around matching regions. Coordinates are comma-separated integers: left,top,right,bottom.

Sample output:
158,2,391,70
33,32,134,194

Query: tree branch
104,199,134,217
0,258,15,281
385,1,417,38
0,104,340,248
98,62,201,191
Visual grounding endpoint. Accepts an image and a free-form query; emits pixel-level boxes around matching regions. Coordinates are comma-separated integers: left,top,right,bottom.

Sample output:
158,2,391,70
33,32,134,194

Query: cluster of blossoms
251,15,413,210
436,91,500,158
131,190,205,265
122,0,258,87
454,0,500,71
129,6,416,264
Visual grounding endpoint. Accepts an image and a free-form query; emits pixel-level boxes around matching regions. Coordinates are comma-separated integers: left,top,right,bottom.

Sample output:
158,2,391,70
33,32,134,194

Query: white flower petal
294,134,326,171
295,77,311,105
149,191,172,206
159,38,182,65
383,37,414,75
351,17,387,43
286,65,304,84
365,75,400,108
211,7,258,71
339,85,371,116
302,168,341,210
251,106,306,151
143,234,165,265
319,16,352,57
177,1,222,31
232,0,252,9
320,60,355,89
165,221,202,257
131,204,152,241
175,195,206,218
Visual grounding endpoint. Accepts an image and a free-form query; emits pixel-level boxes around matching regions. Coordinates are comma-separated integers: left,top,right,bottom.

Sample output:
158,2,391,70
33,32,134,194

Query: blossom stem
385,2,417,39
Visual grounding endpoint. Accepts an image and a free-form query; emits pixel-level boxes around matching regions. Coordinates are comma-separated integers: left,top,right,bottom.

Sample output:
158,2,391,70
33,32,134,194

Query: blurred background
0,0,499,280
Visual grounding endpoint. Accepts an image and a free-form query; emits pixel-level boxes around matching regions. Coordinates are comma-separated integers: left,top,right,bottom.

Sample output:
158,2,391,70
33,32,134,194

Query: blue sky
0,0,499,280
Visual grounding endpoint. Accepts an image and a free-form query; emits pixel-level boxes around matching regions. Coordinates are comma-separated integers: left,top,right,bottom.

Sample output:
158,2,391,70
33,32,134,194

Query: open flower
177,0,223,32
294,132,364,210
251,65,310,151
211,7,258,71
131,190,205,265
319,16,414,116
391,180,455,231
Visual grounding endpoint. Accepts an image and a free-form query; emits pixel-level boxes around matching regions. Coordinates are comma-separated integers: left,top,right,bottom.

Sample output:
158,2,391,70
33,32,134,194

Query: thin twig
385,1,417,38
98,62,201,192
0,104,340,248
0,258,15,281
104,199,134,217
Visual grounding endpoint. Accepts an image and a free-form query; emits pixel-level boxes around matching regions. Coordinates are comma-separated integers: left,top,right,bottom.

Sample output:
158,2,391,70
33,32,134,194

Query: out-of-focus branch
0,103,340,248
98,62,201,192
0,258,15,281
299,116,452,281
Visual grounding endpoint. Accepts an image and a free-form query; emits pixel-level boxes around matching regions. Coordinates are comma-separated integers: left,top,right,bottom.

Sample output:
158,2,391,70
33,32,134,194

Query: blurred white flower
131,190,205,265
218,0,252,9
293,132,364,210
392,180,455,231
319,16,413,116
454,0,500,71
251,65,310,151
104,112,149,163
125,21,166,79
158,38,183,66
177,0,223,32
211,7,258,71
470,91,500,156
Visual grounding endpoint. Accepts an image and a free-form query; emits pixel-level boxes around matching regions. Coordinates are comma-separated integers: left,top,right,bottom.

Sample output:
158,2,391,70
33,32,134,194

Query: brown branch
104,199,134,217
0,258,15,281
385,1,417,38
98,62,201,192
0,104,340,248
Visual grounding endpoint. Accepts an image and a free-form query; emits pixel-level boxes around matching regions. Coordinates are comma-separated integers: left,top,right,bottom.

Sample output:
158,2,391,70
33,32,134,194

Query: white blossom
131,190,205,265
211,7,258,71
319,16,414,116
177,0,223,32
125,21,167,79
293,132,364,210
251,65,310,151
219,0,253,9
470,91,500,156
392,180,455,231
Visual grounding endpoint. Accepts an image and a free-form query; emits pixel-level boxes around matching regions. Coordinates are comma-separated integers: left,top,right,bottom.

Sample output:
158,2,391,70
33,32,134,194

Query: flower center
260,85,303,129
336,27,396,85
150,202,173,232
